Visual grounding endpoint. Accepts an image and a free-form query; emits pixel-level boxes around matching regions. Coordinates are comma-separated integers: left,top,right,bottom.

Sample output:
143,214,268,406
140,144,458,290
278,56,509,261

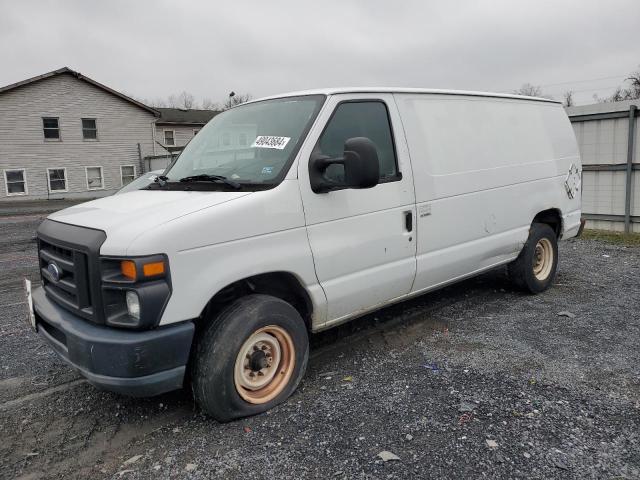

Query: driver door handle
404,210,413,232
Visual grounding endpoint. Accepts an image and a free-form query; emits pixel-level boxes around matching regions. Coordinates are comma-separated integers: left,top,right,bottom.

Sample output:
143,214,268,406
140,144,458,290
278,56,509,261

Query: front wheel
191,294,309,422
508,223,558,293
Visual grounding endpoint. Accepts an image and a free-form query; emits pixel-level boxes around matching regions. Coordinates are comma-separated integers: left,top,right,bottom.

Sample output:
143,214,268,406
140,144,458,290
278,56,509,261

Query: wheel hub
532,238,553,281
249,349,268,371
235,332,280,390
233,326,296,404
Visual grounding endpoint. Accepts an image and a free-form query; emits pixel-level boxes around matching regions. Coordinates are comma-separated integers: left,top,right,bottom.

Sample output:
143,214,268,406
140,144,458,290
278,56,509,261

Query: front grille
38,238,93,320
37,219,107,324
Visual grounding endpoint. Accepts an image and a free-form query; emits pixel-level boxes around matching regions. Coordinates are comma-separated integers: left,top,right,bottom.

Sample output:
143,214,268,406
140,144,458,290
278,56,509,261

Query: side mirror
309,137,380,193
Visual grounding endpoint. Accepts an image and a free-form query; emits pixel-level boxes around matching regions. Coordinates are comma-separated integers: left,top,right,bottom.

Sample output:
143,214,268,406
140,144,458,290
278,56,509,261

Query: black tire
191,294,309,422
508,223,558,294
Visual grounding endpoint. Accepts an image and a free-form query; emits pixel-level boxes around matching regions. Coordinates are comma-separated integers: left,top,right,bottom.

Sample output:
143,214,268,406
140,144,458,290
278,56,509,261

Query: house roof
565,99,638,117
0,67,160,116
156,107,219,125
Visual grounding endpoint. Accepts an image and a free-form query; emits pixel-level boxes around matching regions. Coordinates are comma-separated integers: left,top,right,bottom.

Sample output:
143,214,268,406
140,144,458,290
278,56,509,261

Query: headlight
100,255,172,329
126,290,141,320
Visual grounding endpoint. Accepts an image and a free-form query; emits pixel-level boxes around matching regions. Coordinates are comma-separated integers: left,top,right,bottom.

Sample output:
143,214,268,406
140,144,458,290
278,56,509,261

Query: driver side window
314,101,399,183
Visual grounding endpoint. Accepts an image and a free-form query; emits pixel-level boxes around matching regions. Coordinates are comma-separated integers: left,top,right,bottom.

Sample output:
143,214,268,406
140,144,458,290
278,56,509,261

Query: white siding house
0,67,159,200
155,108,218,151
144,107,218,171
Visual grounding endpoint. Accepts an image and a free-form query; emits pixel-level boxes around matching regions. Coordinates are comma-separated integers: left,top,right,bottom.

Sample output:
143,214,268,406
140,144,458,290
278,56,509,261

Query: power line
545,85,622,94
538,74,627,88
503,74,629,94
504,79,632,96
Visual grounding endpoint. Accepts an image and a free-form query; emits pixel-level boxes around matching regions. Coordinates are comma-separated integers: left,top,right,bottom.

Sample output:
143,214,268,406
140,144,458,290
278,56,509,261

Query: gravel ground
0,199,89,217
1,214,639,479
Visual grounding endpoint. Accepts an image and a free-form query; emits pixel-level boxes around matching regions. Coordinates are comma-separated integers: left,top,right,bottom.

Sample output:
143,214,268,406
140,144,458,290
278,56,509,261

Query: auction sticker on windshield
252,136,290,150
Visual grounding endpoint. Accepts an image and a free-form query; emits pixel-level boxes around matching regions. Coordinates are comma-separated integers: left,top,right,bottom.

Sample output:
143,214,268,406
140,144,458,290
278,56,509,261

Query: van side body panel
394,93,581,294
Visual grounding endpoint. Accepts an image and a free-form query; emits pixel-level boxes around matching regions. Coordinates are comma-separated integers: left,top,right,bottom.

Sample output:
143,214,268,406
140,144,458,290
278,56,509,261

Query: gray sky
1,0,638,106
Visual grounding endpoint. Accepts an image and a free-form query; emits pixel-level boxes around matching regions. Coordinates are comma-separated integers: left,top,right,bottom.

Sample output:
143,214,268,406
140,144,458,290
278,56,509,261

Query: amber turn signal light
142,261,165,277
120,259,165,280
120,260,137,280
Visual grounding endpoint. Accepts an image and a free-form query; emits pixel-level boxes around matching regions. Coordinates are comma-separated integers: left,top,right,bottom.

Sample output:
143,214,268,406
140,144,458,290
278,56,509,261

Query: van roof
249,87,561,105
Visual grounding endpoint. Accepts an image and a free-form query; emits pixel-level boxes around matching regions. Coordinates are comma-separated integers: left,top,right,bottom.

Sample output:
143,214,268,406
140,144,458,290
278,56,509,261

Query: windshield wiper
154,175,169,187
178,174,241,189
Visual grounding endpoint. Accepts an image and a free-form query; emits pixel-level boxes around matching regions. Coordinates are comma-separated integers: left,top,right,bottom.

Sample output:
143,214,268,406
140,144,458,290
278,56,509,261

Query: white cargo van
27,88,582,421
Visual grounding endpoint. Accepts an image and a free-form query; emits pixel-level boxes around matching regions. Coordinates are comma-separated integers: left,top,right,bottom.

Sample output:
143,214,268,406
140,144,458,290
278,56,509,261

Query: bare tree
610,87,625,102
167,94,179,108
513,83,543,97
201,98,219,110
625,69,640,99
223,92,252,110
595,86,629,103
164,91,197,109
594,66,640,102
562,90,574,107
176,91,197,109
141,90,254,111
145,97,168,108
513,83,555,99
123,93,164,109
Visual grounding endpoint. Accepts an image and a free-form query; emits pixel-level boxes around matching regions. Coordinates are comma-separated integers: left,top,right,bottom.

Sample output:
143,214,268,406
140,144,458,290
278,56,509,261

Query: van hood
48,190,251,252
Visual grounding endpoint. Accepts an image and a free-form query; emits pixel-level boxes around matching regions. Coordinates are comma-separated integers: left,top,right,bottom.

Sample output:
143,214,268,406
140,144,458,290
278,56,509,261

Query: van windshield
163,95,325,188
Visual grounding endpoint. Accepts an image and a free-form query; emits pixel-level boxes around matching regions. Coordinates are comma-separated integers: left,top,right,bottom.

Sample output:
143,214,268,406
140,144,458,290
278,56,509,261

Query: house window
222,132,231,146
82,118,98,140
85,166,104,190
120,165,136,186
47,168,67,192
4,169,27,196
238,133,248,146
164,130,175,146
42,117,60,140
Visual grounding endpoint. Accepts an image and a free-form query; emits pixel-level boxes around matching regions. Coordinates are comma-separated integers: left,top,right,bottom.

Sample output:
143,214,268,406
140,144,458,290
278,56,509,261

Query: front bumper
32,285,194,397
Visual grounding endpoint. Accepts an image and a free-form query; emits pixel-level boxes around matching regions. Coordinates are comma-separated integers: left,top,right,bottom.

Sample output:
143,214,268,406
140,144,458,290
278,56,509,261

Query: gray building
0,67,159,200
567,100,639,233
155,107,218,149
145,107,218,171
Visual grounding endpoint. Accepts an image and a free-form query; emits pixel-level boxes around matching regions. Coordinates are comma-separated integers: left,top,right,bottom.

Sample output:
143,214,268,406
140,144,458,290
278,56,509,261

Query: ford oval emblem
47,262,61,282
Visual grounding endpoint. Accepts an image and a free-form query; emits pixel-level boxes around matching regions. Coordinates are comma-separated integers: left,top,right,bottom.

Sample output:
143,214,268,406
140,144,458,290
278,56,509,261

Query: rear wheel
508,223,558,293
192,294,308,422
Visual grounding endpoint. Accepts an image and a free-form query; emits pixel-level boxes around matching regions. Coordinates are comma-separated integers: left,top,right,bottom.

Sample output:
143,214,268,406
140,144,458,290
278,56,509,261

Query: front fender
160,227,327,328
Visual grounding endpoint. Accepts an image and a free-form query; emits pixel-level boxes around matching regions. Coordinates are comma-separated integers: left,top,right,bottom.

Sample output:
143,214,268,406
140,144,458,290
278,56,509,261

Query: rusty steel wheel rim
234,325,296,404
533,238,553,281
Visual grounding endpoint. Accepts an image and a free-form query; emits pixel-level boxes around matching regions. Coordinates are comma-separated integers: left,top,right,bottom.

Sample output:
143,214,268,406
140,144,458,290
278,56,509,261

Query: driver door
298,94,417,326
